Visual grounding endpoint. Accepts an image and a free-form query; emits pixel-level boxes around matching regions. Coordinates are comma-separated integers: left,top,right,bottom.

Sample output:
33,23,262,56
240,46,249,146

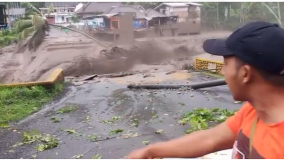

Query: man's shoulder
237,102,256,116
226,102,257,135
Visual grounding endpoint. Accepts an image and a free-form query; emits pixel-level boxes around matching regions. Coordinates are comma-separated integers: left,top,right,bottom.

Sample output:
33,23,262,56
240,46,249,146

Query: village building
154,3,202,22
39,2,77,24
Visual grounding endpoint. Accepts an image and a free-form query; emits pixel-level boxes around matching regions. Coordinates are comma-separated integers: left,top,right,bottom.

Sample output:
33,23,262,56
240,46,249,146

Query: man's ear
240,65,253,84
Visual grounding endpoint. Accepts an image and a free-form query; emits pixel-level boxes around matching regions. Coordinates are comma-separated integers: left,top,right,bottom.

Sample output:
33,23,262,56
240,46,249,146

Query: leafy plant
13,130,59,152
56,104,78,114
72,154,83,159
142,140,150,145
65,129,76,134
132,119,139,127
87,134,99,142
50,117,62,123
71,16,80,23
109,129,124,135
92,154,102,159
152,114,159,119
179,108,237,134
101,116,120,124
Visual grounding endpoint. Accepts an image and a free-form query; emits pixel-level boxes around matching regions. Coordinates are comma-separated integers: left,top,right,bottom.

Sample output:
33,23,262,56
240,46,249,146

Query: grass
0,84,63,125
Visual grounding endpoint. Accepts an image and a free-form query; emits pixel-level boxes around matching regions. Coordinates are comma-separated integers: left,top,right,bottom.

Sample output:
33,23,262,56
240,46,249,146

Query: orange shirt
226,103,284,159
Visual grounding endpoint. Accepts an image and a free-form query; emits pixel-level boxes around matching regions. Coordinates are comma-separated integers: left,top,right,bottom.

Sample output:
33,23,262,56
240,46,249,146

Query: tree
14,3,46,52
71,16,79,23
48,3,54,15
262,2,282,26
14,15,45,41
200,2,284,30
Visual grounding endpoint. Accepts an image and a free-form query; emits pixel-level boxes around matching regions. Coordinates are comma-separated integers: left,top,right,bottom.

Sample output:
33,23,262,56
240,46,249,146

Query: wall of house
56,15,67,23
188,5,201,18
47,16,55,24
110,16,119,29
133,19,147,28
55,15,72,24
104,18,111,29
172,7,188,22
92,18,105,28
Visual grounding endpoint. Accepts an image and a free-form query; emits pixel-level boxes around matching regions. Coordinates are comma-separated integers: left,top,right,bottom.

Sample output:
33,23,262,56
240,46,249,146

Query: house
145,8,177,27
4,2,25,26
154,3,202,22
83,5,176,30
39,2,78,24
83,5,148,29
106,5,149,29
75,2,123,19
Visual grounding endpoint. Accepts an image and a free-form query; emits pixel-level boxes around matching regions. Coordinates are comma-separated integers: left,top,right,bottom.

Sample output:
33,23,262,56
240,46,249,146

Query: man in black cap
127,21,284,159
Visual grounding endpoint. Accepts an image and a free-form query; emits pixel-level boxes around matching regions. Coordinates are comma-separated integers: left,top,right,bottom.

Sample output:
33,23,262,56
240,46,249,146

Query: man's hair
235,58,284,86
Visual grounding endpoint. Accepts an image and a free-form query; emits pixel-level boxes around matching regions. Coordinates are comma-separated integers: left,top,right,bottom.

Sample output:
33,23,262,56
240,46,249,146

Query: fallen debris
142,140,150,145
82,74,98,81
98,72,134,78
166,70,176,75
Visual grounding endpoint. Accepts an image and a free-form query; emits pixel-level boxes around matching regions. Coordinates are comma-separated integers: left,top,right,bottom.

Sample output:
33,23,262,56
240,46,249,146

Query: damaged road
0,73,242,159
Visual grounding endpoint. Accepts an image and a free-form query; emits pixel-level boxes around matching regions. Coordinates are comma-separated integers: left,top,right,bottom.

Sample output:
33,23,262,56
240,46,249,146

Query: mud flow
0,28,229,83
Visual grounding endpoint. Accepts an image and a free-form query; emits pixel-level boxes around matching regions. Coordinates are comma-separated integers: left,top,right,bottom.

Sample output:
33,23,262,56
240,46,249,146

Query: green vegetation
13,130,59,152
71,15,80,23
0,2,46,50
179,108,237,134
0,84,63,125
0,30,17,48
109,129,124,135
201,2,283,30
101,116,120,124
56,104,79,114
92,154,102,159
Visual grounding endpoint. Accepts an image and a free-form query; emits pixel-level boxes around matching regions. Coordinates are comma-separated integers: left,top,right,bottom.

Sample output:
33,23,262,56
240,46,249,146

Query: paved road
0,73,242,159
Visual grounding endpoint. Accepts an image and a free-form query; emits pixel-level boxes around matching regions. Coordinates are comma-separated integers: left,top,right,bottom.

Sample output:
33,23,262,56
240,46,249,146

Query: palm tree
13,2,46,52
14,14,45,40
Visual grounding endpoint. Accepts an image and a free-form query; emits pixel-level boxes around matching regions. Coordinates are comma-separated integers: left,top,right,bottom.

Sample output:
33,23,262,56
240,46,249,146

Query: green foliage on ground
179,108,237,134
0,84,63,125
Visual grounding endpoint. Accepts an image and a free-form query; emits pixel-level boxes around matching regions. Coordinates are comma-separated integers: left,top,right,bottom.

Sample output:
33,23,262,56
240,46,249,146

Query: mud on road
0,73,242,159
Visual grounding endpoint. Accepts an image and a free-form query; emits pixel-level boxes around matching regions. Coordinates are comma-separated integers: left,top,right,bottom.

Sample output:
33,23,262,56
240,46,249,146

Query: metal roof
75,2,123,14
44,2,78,8
106,5,147,19
145,8,168,18
154,2,202,10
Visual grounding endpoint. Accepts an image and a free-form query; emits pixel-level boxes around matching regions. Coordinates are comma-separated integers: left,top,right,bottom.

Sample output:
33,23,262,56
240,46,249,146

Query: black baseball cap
203,21,284,76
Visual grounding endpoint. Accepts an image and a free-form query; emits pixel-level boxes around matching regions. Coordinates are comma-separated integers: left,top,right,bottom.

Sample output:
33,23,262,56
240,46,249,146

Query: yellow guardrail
194,57,224,74
0,68,64,87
